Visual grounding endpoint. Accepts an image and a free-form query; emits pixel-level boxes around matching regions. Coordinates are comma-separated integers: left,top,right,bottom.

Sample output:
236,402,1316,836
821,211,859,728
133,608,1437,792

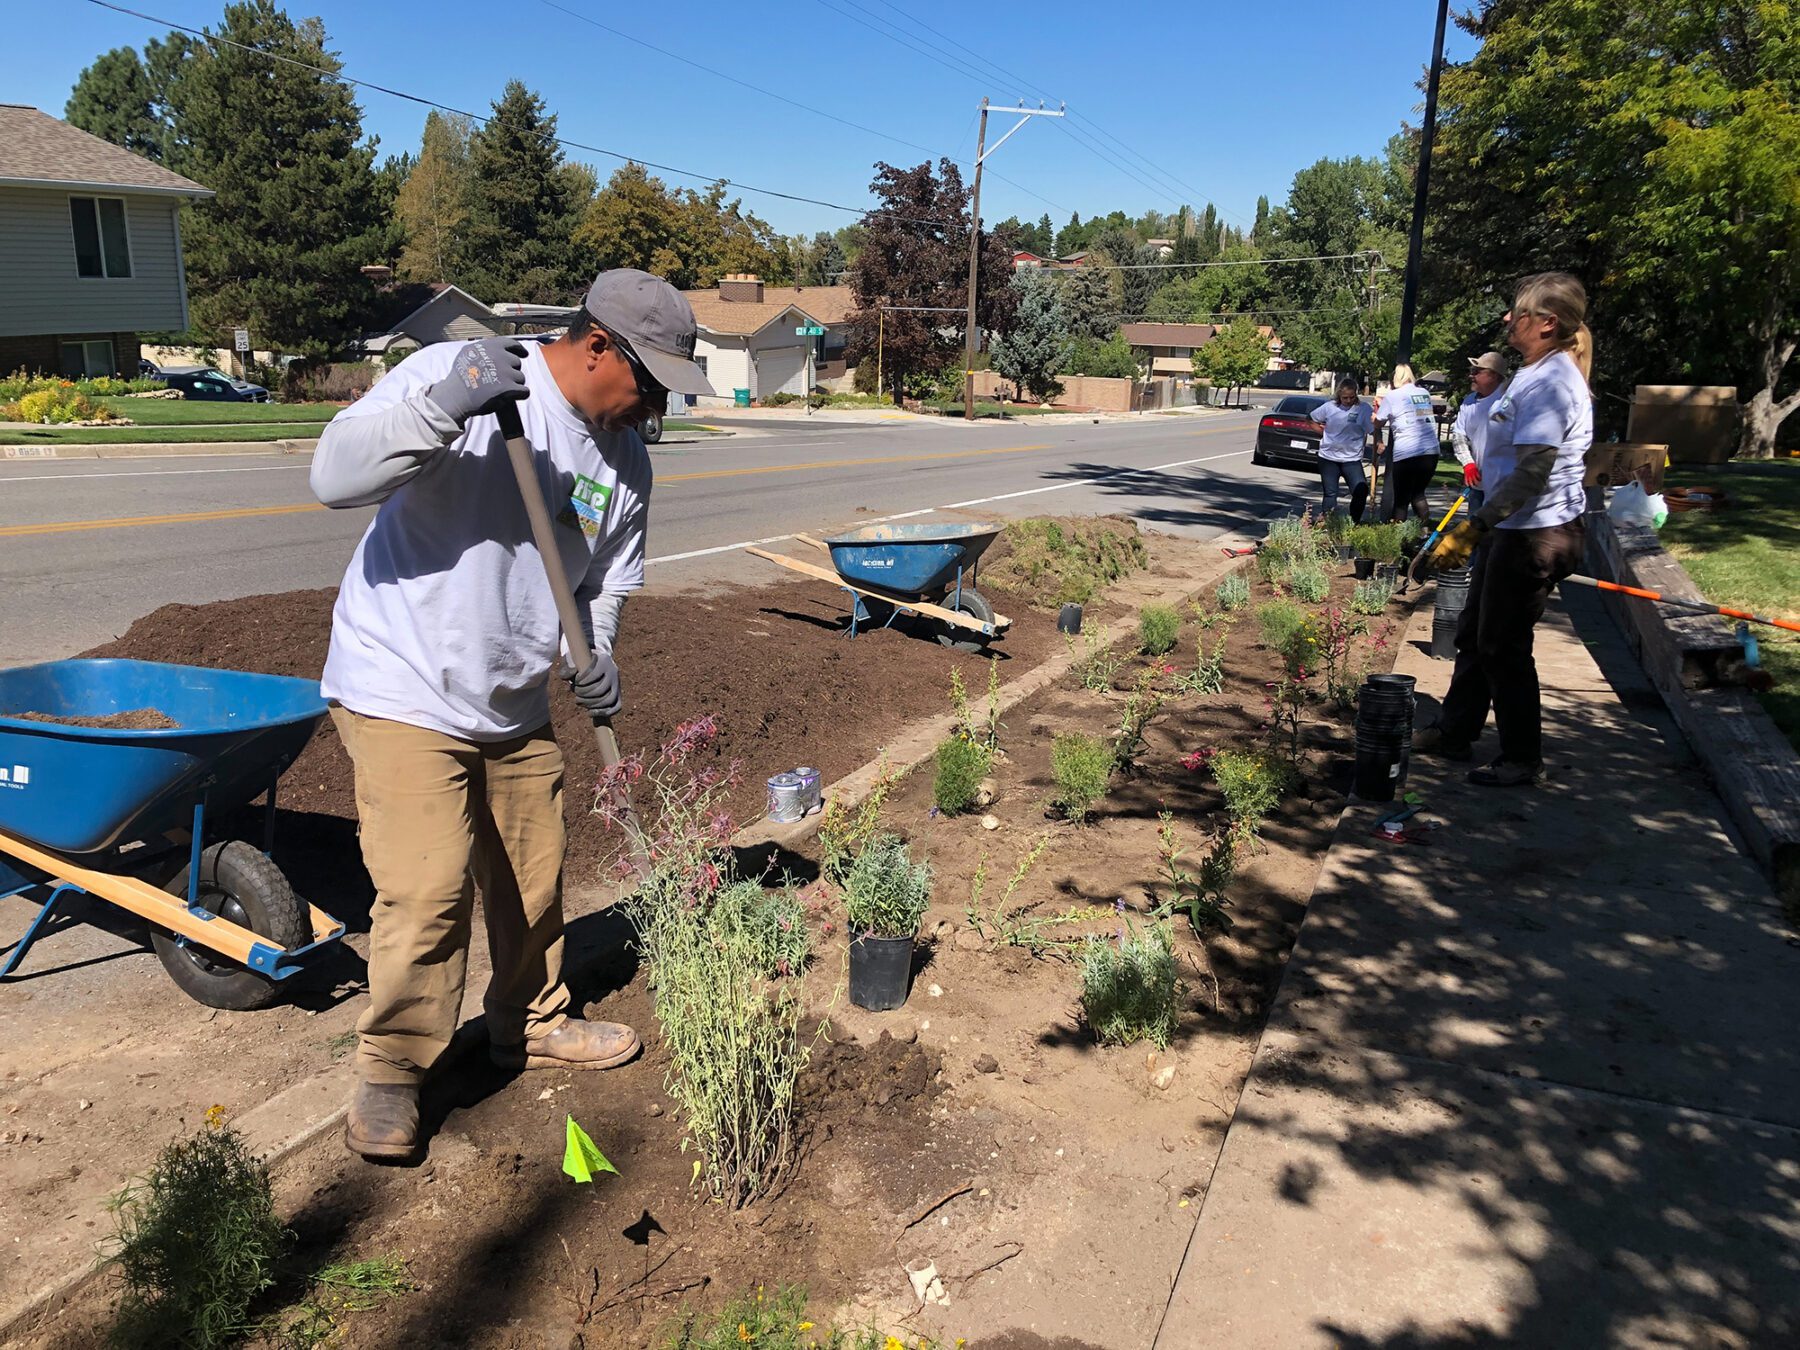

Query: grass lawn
1660,460,1800,750
0,422,324,446
94,398,340,425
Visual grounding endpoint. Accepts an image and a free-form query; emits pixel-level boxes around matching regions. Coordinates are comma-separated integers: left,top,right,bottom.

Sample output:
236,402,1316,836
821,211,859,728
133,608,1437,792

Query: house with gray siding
0,104,212,378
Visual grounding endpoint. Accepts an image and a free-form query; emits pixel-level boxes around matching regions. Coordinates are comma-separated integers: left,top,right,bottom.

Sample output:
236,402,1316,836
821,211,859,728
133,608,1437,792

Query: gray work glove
425,337,529,425
564,651,621,720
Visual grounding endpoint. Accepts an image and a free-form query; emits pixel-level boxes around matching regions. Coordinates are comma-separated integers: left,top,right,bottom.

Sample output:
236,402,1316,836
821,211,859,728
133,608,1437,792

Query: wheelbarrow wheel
152,841,309,1011
935,586,998,653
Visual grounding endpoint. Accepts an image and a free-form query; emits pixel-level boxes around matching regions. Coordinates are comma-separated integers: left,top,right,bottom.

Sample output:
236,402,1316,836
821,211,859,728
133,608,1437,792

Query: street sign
233,329,250,353
795,325,825,337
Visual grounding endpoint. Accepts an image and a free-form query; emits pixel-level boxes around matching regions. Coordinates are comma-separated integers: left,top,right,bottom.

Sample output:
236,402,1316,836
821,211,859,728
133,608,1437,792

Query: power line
533,0,1070,216
84,0,967,230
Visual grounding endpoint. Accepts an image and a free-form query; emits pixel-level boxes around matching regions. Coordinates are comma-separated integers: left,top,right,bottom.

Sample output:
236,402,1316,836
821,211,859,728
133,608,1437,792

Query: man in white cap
310,268,714,1159
1451,351,1509,510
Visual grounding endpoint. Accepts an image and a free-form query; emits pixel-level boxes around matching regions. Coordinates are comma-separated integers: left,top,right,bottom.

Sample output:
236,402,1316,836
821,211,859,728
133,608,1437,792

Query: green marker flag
563,1114,618,1184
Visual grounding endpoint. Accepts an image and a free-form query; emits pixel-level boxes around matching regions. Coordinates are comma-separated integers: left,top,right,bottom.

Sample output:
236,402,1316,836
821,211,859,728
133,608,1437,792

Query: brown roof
682,284,853,336
1121,322,1217,347
0,105,211,196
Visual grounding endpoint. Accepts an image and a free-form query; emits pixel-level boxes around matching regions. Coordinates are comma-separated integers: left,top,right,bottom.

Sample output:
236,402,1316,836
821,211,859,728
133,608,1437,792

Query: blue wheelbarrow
0,659,345,1009
748,522,1012,652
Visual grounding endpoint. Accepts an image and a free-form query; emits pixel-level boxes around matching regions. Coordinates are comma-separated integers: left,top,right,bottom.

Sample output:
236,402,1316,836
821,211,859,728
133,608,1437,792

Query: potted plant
845,833,932,1011
1347,523,1381,579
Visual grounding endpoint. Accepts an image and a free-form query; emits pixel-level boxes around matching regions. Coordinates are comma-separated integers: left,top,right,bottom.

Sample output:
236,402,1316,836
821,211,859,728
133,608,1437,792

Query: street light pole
1396,0,1451,367
961,100,1064,421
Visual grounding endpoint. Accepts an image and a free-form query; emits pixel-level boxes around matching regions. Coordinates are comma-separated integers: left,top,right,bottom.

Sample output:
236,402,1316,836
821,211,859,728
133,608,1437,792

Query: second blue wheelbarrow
748,522,1012,651
0,659,345,1010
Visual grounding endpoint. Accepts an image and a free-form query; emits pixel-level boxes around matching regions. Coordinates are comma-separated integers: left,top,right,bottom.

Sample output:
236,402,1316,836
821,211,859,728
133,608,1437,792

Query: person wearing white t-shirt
1313,378,1373,517
1413,272,1594,787
1452,351,1508,509
311,269,714,1159
1372,364,1442,525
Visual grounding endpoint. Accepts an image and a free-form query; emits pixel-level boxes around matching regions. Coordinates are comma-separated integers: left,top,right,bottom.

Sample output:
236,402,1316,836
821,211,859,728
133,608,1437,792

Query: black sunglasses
593,319,667,406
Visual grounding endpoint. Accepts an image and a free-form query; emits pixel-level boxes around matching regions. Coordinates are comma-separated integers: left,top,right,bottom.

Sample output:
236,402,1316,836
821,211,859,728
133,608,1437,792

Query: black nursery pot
849,932,914,1011
1352,557,1376,580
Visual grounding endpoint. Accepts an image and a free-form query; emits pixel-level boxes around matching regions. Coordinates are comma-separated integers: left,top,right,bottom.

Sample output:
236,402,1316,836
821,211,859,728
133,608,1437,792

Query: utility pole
962,99,1064,421
1396,0,1451,366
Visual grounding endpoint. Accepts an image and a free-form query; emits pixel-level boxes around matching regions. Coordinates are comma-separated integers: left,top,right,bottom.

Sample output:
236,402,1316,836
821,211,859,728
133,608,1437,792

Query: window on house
59,339,116,379
70,197,132,278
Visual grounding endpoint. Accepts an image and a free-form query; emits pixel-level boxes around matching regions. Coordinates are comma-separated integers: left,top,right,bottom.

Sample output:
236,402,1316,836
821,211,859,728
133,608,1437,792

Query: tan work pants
331,706,571,1085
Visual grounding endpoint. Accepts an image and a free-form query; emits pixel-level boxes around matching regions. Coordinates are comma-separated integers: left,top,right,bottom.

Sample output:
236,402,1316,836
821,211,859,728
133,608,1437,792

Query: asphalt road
0,408,1317,665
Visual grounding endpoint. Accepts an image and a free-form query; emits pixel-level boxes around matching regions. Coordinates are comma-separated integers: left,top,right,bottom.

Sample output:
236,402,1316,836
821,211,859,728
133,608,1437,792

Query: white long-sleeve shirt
311,341,649,740
1452,387,1502,470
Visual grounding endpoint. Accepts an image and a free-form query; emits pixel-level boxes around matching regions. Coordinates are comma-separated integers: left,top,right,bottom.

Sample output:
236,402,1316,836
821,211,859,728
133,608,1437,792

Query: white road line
0,463,310,482
647,447,1252,568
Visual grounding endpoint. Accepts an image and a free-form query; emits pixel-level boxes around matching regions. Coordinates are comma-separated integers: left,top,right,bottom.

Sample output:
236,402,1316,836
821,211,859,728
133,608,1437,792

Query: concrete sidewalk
1159,584,1800,1347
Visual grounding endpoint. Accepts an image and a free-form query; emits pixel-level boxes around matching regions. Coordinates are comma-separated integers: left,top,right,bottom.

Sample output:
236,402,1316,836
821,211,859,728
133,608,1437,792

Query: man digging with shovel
311,269,714,1159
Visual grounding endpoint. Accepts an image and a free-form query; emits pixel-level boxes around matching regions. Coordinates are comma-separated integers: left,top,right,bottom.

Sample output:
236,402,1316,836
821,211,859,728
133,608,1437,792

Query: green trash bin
733,388,751,408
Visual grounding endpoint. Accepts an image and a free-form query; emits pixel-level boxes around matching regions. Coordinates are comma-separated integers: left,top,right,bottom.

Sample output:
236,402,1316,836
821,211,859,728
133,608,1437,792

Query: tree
394,111,473,282
1054,212,1083,257
166,2,387,358
1252,194,1270,244
459,80,585,304
1034,213,1056,257
573,163,789,290
1054,263,1117,343
1192,318,1270,405
1065,331,1138,380
990,270,1065,402
65,48,159,158
844,158,1017,401
1428,0,1800,454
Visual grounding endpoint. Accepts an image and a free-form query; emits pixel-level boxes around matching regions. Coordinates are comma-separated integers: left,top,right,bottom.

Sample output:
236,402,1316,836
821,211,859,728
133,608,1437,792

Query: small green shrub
844,834,931,938
1288,563,1330,603
1051,732,1113,821
710,879,812,977
1351,577,1395,614
1111,668,1166,775
106,1124,289,1350
1174,632,1227,696
1348,522,1405,564
934,735,992,814
1211,749,1292,835
1138,604,1181,656
1065,627,1124,692
1080,921,1181,1048
1216,572,1251,611
1156,810,1235,934
1256,598,1307,652
1257,549,1294,585
818,759,897,886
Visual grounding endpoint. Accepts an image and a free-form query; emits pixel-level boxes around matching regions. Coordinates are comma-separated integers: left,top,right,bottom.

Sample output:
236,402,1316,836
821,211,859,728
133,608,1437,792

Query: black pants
1437,519,1586,765
1387,454,1437,521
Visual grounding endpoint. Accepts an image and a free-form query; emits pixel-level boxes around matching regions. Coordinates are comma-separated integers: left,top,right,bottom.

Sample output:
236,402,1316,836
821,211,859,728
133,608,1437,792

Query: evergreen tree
1034,212,1056,256
460,80,584,304
1056,263,1116,343
990,270,1066,402
65,48,159,158
1252,194,1270,243
167,1,386,357
1054,211,1083,257
395,111,474,283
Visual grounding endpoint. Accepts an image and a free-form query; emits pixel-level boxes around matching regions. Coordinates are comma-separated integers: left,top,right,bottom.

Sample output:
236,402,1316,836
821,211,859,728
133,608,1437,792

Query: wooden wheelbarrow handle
495,402,652,877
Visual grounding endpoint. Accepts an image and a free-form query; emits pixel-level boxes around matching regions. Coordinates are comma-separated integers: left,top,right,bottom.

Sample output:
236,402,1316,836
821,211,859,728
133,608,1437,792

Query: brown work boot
492,1018,641,1072
345,1081,420,1160
1412,725,1473,762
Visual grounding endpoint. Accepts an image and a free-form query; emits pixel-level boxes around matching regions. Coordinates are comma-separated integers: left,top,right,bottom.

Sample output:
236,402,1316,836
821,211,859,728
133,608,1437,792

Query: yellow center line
0,502,326,539
658,442,1052,483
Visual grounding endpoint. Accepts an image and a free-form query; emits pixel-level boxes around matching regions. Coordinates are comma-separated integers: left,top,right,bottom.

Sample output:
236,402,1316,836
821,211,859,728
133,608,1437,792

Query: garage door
755,343,808,398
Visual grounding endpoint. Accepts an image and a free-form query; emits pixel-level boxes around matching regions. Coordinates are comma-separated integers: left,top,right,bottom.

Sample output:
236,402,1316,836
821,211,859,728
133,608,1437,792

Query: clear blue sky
19,0,1477,238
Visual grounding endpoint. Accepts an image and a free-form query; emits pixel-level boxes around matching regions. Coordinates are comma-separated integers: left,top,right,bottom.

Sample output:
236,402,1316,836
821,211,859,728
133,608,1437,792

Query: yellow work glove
1414,519,1486,580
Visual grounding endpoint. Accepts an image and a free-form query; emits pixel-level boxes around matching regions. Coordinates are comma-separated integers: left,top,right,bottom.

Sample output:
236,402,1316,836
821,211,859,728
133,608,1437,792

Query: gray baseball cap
1468,350,1508,376
583,269,715,397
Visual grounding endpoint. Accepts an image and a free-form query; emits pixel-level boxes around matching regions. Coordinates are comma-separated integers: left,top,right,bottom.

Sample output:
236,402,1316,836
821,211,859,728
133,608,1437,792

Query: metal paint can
794,766,822,816
766,772,807,823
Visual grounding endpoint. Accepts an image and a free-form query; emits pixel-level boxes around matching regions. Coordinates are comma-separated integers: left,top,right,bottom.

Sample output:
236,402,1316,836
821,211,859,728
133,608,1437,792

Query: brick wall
969,369,1140,412
0,332,139,377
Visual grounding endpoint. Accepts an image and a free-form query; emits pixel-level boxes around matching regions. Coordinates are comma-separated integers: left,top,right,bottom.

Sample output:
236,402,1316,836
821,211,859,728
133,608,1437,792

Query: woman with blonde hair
1372,361,1441,524
1412,271,1593,787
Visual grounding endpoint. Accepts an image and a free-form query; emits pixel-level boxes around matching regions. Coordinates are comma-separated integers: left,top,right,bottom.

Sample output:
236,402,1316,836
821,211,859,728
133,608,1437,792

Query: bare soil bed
17,548,1417,1349
5,709,181,730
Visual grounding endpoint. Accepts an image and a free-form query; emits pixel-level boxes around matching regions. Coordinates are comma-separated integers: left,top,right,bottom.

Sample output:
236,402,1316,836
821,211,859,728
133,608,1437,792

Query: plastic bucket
1352,675,1415,800
1352,558,1376,579
849,933,914,1011
1431,568,1472,661
1057,603,1084,636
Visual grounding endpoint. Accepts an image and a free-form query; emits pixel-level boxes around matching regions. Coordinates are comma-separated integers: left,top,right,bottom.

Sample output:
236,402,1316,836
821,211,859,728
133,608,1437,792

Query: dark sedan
160,367,271,402
1251,394,1331,471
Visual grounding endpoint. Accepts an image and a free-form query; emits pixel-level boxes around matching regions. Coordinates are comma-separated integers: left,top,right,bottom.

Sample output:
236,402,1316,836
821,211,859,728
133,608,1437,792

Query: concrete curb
3,438,319,460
